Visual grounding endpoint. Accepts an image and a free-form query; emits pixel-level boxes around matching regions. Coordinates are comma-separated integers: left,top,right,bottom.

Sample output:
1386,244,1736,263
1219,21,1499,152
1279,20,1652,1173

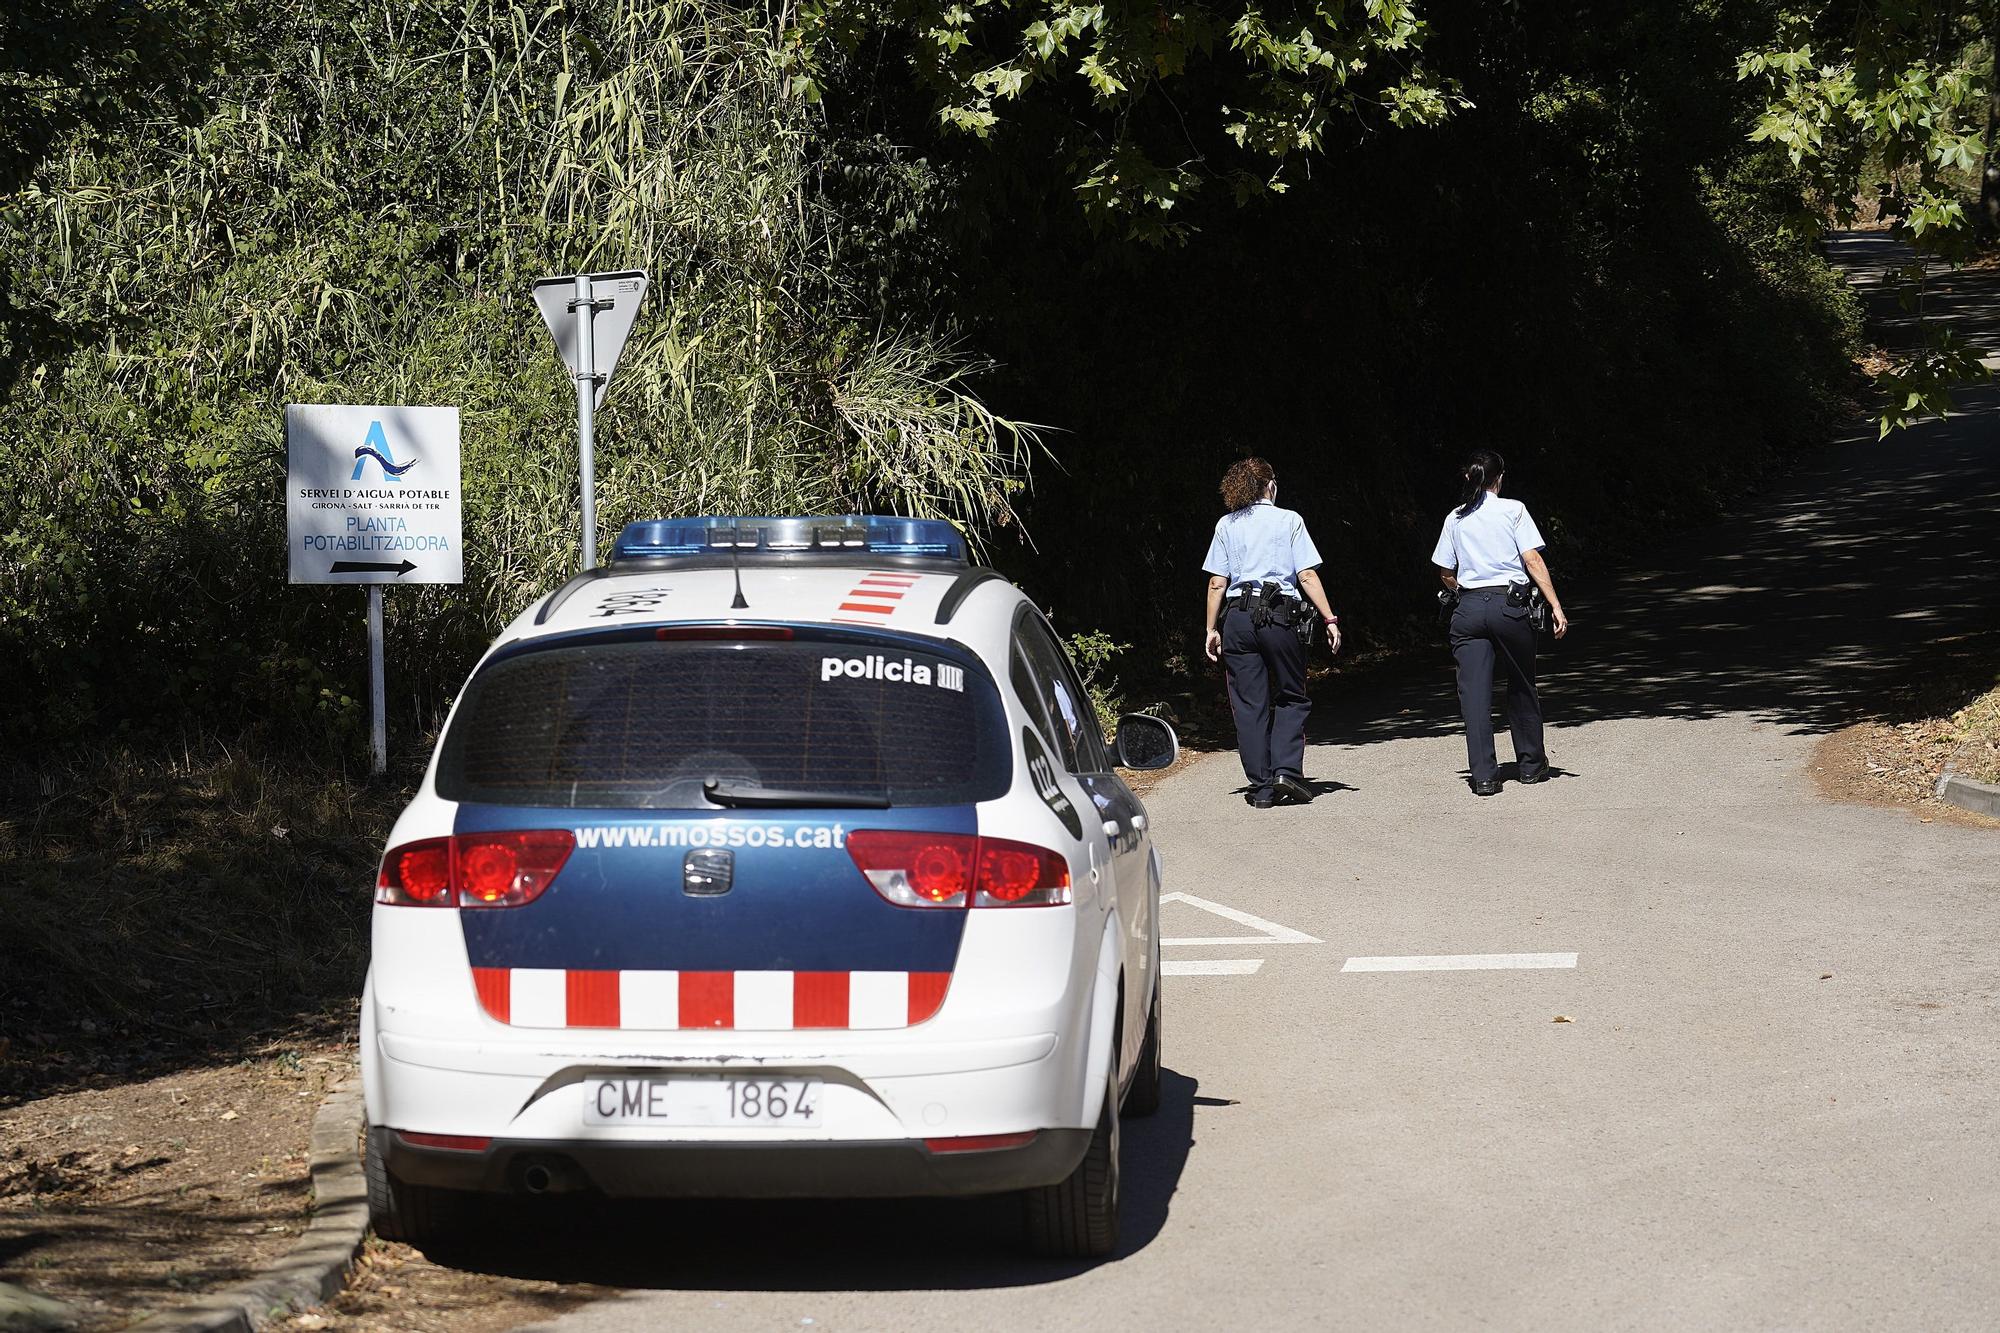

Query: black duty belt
1226,590,1301,612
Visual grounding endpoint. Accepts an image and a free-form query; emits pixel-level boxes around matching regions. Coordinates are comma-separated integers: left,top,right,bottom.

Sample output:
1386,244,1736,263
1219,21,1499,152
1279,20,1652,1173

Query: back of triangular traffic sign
533,270,648,408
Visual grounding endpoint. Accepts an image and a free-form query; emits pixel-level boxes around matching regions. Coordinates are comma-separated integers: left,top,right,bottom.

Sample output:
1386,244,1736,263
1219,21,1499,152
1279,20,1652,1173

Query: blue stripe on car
452,805,974,973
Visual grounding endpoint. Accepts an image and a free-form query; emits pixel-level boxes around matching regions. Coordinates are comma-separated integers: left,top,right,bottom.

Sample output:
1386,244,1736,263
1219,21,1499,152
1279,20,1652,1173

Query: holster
1509,581,1554,635
1232,583,1310,640
1250,581,1280,629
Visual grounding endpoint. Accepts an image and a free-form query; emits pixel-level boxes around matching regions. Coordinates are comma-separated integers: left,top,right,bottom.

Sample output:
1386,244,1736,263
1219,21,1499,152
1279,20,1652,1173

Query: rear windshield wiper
702,778,890,810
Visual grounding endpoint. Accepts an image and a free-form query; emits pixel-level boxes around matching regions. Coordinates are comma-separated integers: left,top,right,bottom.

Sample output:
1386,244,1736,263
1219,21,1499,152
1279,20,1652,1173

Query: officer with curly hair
1202,457,1340,808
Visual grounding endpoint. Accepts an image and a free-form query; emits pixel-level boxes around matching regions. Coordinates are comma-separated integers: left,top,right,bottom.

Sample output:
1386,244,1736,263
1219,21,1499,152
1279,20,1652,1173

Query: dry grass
0,735,407,1104
1813,678,2000,821
1917,683,2000,786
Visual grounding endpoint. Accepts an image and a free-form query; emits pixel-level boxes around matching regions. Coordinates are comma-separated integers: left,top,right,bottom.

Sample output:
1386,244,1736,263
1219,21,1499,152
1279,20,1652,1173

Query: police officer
1202,458,1340,808
1431,449,1569,796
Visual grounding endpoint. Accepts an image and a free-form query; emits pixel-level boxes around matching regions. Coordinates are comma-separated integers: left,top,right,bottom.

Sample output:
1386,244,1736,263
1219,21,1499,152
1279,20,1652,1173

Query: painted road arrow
328,559,417,576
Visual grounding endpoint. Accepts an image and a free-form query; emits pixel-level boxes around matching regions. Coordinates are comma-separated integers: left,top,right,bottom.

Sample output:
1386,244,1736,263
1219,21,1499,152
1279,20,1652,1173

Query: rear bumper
367,1028,1083,1149
383,1128,1092,1198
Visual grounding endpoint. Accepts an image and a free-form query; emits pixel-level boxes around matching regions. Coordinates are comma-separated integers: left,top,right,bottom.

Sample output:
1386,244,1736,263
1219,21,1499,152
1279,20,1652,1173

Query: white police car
362,516,1178,1258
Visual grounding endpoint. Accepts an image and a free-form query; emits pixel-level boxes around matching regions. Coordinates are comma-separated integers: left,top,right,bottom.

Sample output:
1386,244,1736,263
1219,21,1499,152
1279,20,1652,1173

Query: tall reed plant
0,0,1034,745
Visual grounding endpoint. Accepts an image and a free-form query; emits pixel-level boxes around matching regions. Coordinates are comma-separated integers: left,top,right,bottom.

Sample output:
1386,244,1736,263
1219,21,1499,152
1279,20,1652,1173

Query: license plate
581,1076,825,1129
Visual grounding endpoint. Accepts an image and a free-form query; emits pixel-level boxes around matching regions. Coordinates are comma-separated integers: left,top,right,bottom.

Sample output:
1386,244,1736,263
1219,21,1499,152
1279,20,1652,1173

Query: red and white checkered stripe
470,968,951,1030
829,571,922,626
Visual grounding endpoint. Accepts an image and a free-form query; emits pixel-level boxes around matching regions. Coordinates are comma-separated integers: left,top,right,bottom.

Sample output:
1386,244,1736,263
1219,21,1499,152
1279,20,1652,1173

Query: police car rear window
436,639,1008,809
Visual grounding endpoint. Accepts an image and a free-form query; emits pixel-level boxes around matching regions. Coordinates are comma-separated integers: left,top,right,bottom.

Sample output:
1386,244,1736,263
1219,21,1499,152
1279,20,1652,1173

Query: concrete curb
132,1075,369,1333
1938,771,2000,819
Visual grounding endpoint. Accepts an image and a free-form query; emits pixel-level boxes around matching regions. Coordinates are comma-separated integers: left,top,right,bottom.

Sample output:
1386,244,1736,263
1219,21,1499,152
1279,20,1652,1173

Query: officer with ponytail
1202,458,1340,808
1431,450,1568,796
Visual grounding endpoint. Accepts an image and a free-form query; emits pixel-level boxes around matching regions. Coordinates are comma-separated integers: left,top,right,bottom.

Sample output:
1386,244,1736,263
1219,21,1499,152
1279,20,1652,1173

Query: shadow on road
418,1067,1202,1292
1300,233,2000,750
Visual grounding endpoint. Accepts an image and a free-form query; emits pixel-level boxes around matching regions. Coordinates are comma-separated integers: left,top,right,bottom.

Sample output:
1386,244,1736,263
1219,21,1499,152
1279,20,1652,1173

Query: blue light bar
612,515,968,564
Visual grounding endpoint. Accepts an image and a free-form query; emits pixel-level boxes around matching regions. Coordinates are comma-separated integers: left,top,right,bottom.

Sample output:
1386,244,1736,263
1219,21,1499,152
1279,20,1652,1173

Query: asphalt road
466,236,1999,1330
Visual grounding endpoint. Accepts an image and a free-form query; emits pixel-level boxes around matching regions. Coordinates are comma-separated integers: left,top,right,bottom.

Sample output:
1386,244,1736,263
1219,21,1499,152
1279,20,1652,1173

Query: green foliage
973,0,1867,661
786,0,1466,240
1872,324,1992,437
1063,628,1131,736
0,0,1035,747
1738,2,1994,434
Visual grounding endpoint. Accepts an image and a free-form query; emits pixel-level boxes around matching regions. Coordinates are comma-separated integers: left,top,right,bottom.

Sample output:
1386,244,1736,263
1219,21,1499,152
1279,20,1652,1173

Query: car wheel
1122,980,1162,1118
1022,1055,1121,1259
365,1125,462,1247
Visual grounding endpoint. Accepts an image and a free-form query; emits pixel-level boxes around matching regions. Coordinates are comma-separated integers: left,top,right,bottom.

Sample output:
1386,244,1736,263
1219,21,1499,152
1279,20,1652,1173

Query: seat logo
683,848,734,895
350,420,419,483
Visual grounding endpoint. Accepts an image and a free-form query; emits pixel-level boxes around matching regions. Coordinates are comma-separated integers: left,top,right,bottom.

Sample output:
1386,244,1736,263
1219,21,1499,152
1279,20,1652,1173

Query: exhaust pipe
514,1155,588,1195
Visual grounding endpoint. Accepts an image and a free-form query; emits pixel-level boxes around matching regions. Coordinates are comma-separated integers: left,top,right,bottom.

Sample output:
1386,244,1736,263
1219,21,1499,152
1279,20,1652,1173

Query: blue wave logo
350,420,418,483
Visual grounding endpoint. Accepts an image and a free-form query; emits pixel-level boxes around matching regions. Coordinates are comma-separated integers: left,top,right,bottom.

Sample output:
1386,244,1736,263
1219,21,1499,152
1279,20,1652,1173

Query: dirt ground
0,1031,605,1332
0,1042,351,1329
274,1238,601,1333
1811,698,2000,830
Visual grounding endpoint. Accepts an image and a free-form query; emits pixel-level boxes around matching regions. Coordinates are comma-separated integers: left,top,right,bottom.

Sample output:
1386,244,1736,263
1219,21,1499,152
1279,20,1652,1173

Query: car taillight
378,837,453,906
375,830,575,908
847,831,1071,909
455,830,574,907
973,839,1071,907
846,830,976,906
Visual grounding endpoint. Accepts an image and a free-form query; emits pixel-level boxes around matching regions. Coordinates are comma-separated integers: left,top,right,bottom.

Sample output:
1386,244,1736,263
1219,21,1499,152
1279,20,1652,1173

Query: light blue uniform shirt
1430,494,1546,589
1203,501,1322,598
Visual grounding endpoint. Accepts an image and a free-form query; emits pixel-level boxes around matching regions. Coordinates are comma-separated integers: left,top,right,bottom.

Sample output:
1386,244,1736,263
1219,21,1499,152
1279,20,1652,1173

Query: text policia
822,654,965,691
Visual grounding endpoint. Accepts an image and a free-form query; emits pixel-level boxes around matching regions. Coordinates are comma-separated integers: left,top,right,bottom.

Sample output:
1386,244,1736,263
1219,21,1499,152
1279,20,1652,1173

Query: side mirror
1113,713,1180,772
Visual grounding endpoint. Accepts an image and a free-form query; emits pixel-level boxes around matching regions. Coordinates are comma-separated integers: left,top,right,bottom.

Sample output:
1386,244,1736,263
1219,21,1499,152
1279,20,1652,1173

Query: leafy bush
1064,628,1132,737
0,0,1034,748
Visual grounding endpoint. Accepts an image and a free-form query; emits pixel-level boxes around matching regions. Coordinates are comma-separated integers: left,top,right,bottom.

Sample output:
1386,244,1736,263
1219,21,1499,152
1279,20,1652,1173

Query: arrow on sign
329,560,417,577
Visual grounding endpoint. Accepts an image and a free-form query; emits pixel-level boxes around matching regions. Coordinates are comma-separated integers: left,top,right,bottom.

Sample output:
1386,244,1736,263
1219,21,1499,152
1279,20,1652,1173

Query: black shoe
1517,765,1551,785
1273,773,1314,805
1471,778,1501,797
1250,787,1276,809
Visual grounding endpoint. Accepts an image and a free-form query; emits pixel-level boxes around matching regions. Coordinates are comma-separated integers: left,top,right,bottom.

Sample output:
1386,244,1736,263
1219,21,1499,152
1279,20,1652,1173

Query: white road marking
1163,959,1265,976
1160,892,1323,946
1340,952,1579,973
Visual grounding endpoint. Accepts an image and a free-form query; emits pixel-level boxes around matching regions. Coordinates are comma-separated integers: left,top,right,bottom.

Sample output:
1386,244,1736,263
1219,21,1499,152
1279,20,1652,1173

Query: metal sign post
572,273,603,568
285,404,464,776
367,586,388,774
534,270,648,569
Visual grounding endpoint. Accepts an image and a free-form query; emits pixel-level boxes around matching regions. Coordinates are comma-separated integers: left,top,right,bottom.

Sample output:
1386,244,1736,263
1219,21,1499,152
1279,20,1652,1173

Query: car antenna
728,524,750,610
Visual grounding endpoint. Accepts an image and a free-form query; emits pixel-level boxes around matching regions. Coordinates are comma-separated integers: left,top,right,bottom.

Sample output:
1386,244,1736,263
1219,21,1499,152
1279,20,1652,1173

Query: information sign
286,405,463,585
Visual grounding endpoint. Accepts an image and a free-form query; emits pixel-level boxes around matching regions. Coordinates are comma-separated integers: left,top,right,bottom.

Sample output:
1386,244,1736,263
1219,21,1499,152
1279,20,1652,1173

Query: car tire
1122,980,1163,1118
1022,1057,1121,1259
364,1125,461,1247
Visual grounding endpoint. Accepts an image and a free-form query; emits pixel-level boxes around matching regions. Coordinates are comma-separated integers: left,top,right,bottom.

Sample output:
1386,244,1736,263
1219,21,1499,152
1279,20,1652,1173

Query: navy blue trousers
1221,607,1309,789
1449,585,1546,783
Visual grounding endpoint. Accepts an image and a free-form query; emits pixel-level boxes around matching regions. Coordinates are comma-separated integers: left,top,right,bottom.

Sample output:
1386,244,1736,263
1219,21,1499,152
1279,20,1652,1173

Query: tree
785,0,1464,241
1738,2,1994,435
1983,3,2000,233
